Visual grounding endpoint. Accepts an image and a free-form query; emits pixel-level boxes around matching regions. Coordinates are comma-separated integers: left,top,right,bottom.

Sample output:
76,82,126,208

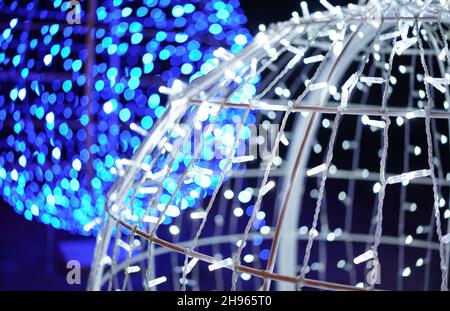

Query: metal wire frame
189,98,450,120
88,9,298,290
102,208,364,291
271,3,450,290
89,0,450,292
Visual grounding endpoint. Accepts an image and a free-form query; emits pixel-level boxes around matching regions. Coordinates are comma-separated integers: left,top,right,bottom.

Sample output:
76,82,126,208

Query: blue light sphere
0,0,252,235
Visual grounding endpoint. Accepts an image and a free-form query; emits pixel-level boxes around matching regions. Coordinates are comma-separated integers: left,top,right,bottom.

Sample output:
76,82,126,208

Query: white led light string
88,0,450,292
415,18,448,291
297,15,388,290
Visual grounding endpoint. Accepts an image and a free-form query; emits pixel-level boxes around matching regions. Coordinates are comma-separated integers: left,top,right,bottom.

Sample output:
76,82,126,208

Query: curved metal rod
263,17,382,290
102,207,441,290
103,209,363,291
189,98,450,120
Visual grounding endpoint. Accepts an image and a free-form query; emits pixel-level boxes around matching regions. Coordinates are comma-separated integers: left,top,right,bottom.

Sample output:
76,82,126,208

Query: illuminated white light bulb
442,233,450,244
399,65,407,74
249,57,258,79
190,211,206,219
126,266,141,274
329,165,337,175
44,54,52,66
130,122,148,136
314,143,322,154
117,239,131,252
307,164,327,176
364,118,386,129
333,40,344,55
444,209,450,219
320,0,340,14
232,155,255,164
402,267,411,277
309,82,328,91
373,182,381,193
405,235,413,245
83,217,101,232
416,225,430,235
341,73,358,108
169,225,180,235
304,54,325,64
309,228,319,238
425,75,449,89
406,109,425,119
394,38,417,55
257,211,266,220
100,256,112,266
208,258,234,271
182,258,199,275
299,226,308,235
326,232,336,241
280,135,289,146
238,272,250,281
338,191,347,201
243,254,254,263
379,31,401,41
138,187,158,194
360,76,385,84
260,226,271,235
416,258,424,267
236,240,246,248
386,169,431,185
149,166,169,180
192,166,213,176
224,190,234,199
439,48,447,61
259,181,275,196
353,250,374,264
143,215,160,224
147,276,167,288
300,1,310,17
337,259,346,269
413,146,422,156
233,207,244,217
157,204,180,218
213,47,234,61
132,239,141,248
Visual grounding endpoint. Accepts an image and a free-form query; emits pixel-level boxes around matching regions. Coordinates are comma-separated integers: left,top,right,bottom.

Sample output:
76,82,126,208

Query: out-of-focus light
0,0,252,235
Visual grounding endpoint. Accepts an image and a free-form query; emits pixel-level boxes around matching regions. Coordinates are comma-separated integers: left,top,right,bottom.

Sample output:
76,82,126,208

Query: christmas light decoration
0,0,251,234
90,0,450,291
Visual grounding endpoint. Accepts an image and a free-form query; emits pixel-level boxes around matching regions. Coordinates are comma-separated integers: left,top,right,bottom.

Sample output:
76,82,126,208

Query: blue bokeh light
0,0,252,235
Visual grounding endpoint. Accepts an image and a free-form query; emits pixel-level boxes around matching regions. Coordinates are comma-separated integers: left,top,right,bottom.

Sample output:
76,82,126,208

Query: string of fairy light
88,0,450,291
2,0,450,291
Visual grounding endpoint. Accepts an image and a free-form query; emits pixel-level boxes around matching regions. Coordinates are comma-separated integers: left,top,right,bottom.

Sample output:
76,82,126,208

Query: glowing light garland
0,0,252,235
89,0,450,292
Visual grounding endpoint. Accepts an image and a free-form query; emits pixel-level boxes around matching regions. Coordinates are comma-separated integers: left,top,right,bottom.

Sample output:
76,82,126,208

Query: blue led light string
0,0,252,235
